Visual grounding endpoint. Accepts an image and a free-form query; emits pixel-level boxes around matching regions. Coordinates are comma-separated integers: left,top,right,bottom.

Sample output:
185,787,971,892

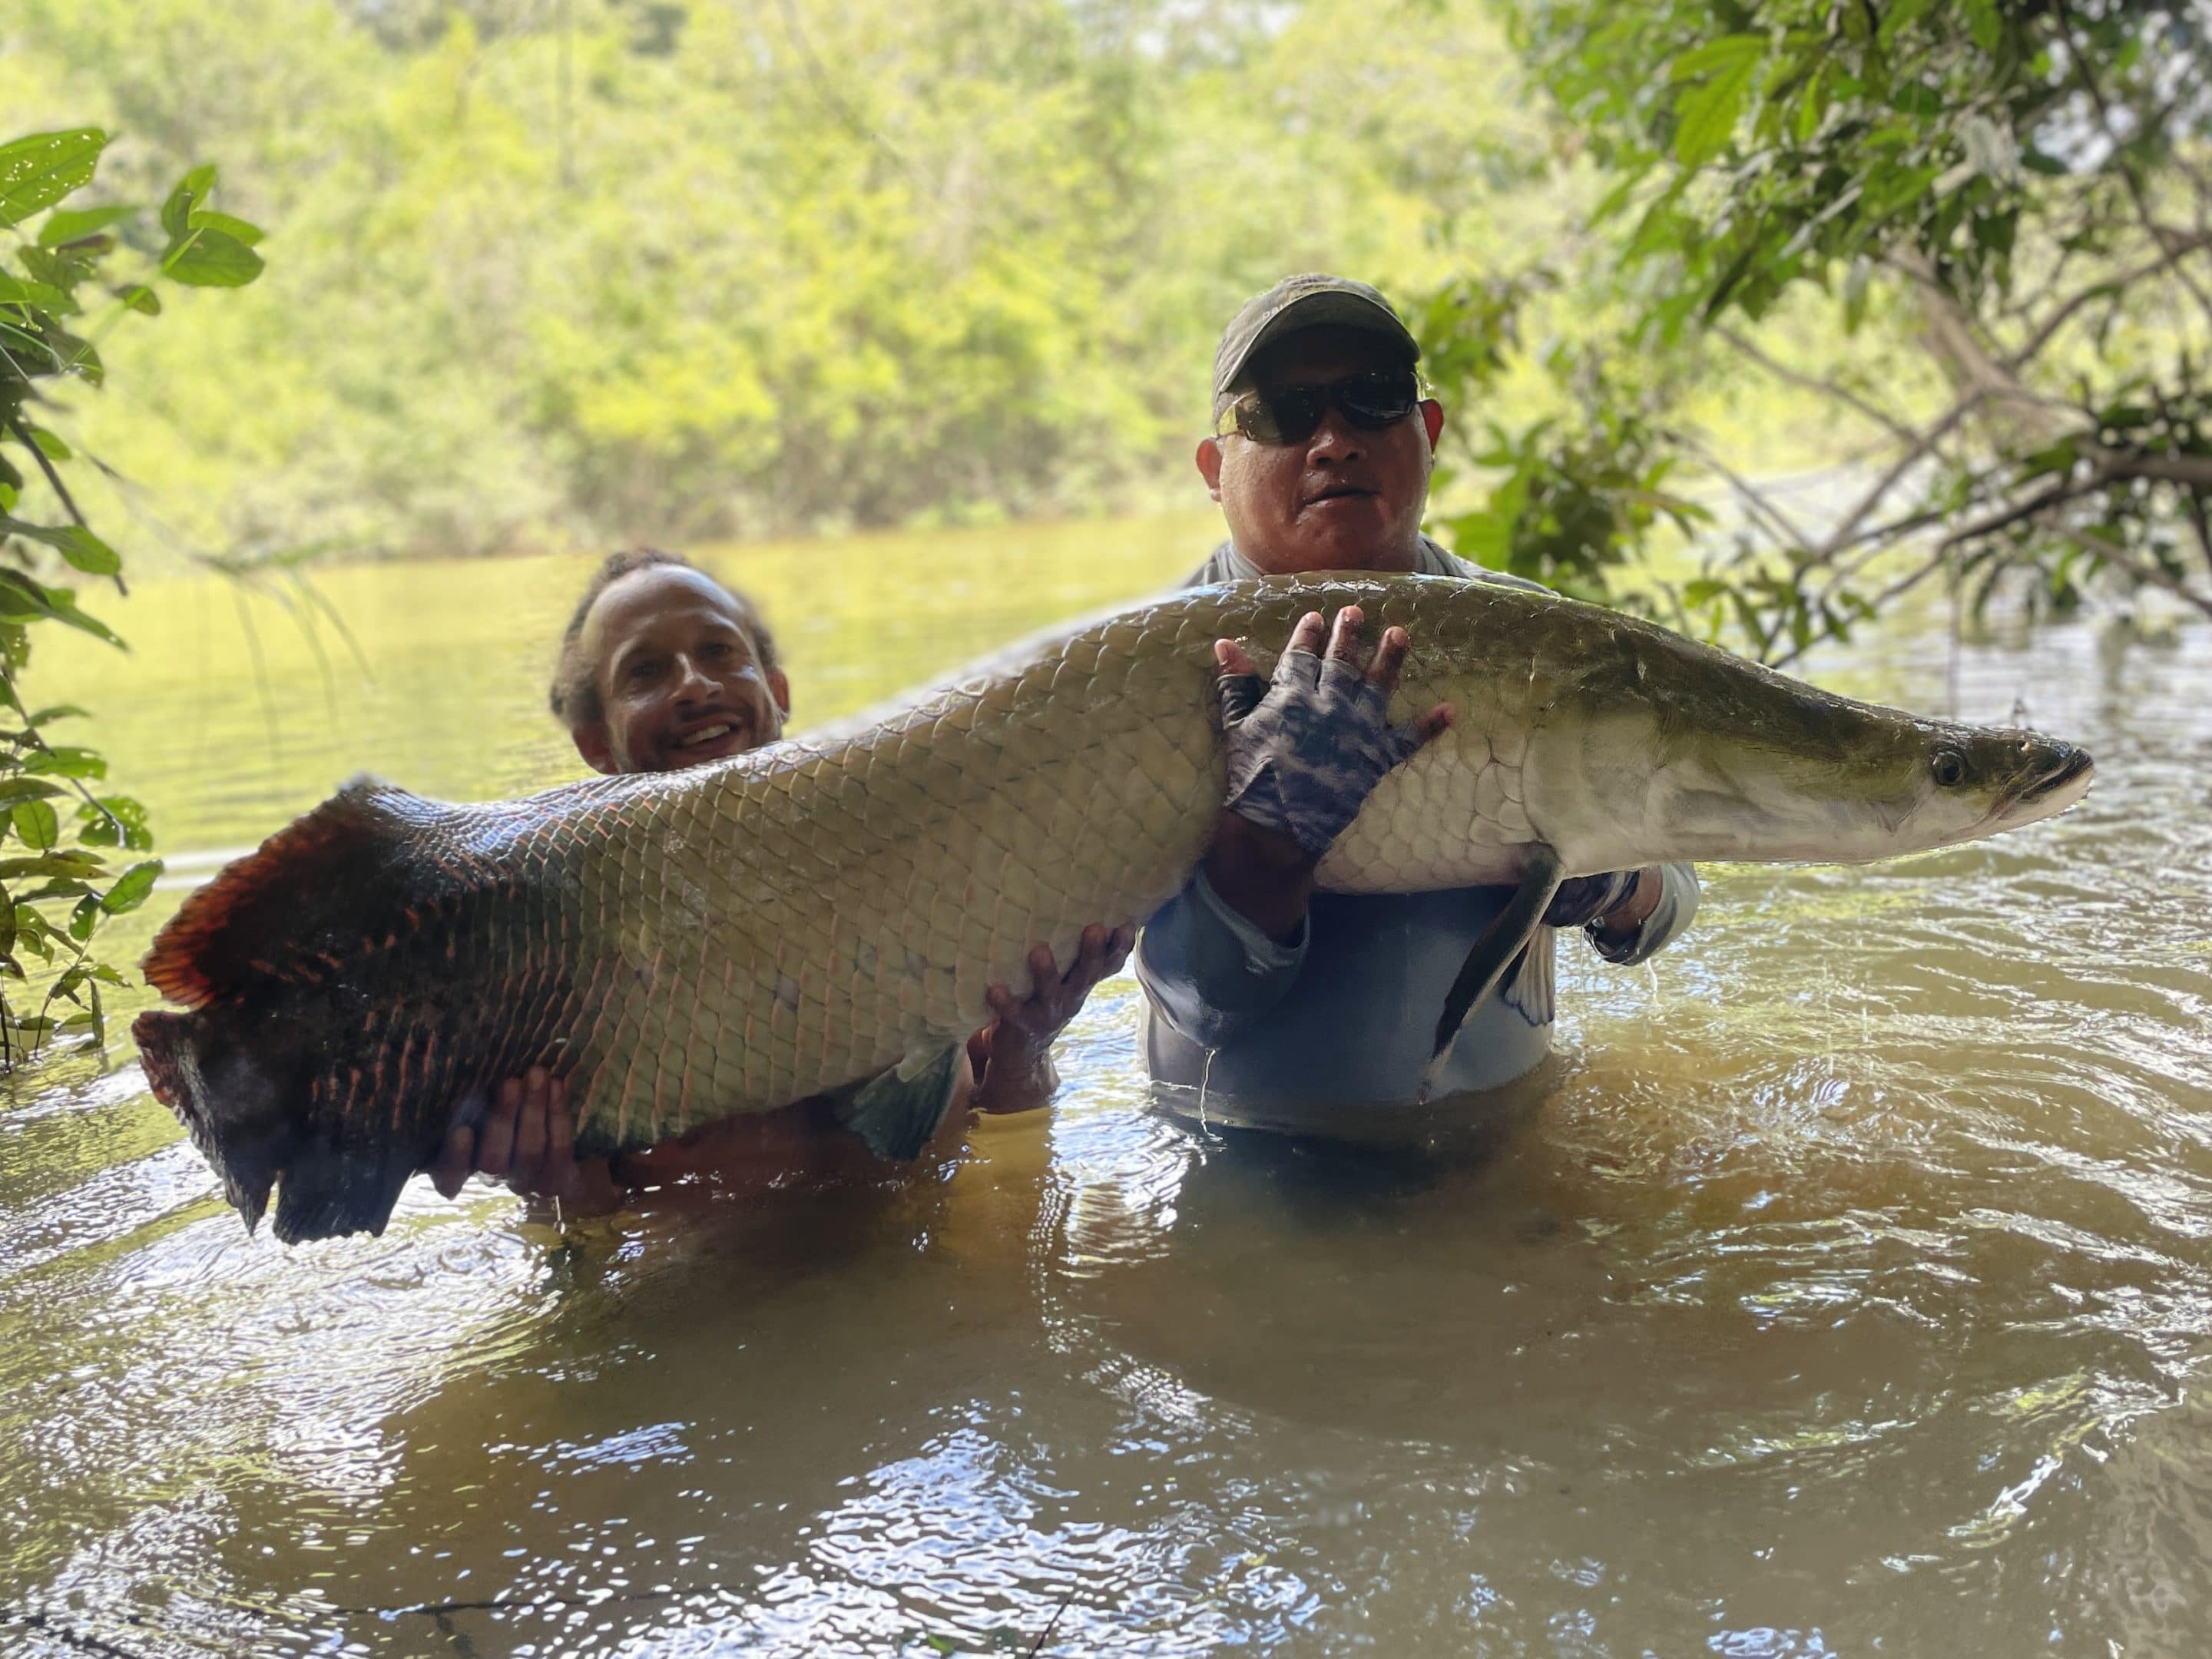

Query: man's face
572,567,791,776
1197,324,1445,575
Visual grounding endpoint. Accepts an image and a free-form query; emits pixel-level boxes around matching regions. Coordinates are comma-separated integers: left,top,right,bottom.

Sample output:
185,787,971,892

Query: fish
131,574,2094,1243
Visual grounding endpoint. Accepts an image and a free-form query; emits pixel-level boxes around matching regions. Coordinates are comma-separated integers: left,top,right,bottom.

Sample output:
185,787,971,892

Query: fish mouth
2021,744,2094,801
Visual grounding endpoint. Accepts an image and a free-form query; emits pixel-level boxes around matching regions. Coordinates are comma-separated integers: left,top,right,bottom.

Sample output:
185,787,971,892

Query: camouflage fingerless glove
1217,644,1430,859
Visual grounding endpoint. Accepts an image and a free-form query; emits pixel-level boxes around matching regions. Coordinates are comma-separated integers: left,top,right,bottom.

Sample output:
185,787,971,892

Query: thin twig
1811,391,1992,561
2062,525,2212,619
1682,435,1813,549
2052,0,2212,331
1025,1592,1076,1658
1713,326,1921,445
2003,233,2212,373
2,410,87,528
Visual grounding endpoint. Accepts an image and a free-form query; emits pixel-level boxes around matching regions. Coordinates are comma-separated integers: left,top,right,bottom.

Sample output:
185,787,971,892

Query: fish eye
1932,748,1969,787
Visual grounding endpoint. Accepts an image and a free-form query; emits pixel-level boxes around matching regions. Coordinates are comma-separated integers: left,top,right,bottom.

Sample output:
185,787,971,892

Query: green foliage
1,0,1532,557
1429,0,2212,660
0,127,263,1063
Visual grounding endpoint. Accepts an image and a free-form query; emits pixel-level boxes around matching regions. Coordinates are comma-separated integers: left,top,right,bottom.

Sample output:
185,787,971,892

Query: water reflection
3,538,2210,1656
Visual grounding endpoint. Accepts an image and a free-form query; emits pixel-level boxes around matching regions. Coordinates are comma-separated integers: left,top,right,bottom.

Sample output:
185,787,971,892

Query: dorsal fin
142,777,444,1008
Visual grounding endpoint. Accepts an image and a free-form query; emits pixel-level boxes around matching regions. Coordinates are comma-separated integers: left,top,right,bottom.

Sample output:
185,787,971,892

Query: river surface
2,516,2210,1657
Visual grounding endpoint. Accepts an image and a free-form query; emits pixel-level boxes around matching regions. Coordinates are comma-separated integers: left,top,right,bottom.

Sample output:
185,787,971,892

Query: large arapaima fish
133,575,2094,1243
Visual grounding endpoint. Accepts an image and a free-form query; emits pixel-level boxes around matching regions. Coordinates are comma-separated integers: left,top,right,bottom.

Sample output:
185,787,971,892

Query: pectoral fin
837,1041,965,1161
1422,845,1563,1096
1498,929,1556,1030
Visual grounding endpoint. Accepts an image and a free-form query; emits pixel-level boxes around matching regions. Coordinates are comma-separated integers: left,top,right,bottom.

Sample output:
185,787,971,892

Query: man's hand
1546,866,1664,949
967,922,1135,1113
1204,606,1454,939
429,1067,627,1217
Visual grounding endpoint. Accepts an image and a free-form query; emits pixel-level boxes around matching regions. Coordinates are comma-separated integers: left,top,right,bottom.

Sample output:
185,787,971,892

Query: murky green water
4,517,2210,1657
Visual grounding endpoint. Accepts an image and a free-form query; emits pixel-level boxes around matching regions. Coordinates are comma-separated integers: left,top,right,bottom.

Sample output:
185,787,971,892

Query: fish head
1522,621,2095,870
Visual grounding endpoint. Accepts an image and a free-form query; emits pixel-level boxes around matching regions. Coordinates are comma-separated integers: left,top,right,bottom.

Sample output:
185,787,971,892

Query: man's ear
768,667,792,719
1195,436,1225,501
1420,399,1445,450
573,721,619,776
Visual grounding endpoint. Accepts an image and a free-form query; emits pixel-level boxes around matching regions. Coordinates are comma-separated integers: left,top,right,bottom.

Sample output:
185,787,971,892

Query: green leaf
0,130,108,232
0,567,64,623
160,164,217,241
113,283,160,316
1674,50,1762,168
188,208,263,248
1669,32,1766,83
164,226,264,288
23,426,70,462
0,519,121,578
0,779,63,810
24,746,108,780
0,850,103,879
68,894,100,942
77,793,151,851
9,798,58,850
51,526,118,576
38,204,134,247
99,860,161,916
0,274,71,311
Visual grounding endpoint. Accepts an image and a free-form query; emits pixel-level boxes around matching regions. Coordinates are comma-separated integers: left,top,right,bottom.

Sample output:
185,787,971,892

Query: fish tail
134,1006,293,1235
135,1003,435,1243
137,777,512,1244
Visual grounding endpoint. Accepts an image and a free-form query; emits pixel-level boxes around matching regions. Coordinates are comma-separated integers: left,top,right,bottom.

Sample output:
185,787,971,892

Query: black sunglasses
1214,368,1422,447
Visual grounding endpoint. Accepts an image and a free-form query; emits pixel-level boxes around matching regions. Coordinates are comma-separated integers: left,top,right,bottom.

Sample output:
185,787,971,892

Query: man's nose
1304,406,1365,464
671,653,718,700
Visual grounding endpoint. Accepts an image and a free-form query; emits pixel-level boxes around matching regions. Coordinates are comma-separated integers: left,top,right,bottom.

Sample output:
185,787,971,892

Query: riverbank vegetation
6,1,2203,662
0,130,264,1055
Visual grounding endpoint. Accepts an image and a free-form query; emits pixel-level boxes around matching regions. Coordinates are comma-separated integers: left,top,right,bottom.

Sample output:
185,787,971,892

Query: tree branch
2004,233,2212,373
1682,434,1813,550
1713,326,1921,446
2052,0,2212,332
2079,444,2212,490
2064,526,2212,620
1810,389,1992,562
2,411,86,529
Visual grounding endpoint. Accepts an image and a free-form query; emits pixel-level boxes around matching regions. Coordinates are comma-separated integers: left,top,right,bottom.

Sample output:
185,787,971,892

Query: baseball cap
1211,274,1420,411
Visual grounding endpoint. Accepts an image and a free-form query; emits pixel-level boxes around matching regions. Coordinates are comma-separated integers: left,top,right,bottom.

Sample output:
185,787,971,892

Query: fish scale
132,574,2094,1242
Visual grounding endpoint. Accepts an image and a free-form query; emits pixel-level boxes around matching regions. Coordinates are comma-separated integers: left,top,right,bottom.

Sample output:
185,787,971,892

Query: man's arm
1584,861,1700,965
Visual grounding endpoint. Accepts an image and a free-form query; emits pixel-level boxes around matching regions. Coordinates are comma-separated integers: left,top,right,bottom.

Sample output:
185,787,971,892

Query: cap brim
1219,290,1419,398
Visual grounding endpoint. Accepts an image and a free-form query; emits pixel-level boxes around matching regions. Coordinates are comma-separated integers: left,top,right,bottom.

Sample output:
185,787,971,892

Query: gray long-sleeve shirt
1134,536,1700,1118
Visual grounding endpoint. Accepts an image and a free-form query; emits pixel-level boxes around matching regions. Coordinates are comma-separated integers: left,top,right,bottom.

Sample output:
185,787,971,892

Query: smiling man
430,550,1131,1214
1136,275,1702,1126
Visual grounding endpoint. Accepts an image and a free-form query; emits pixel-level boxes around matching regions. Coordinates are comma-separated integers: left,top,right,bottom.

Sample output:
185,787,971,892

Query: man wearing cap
1134,275,1700,1126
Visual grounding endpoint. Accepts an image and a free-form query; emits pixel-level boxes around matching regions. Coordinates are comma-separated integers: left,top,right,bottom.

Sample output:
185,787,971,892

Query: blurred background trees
2,0,2205,661
0,0,1544,558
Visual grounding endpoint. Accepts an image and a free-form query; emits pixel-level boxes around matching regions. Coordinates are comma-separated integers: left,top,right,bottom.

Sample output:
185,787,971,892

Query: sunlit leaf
164,226,264,288
187,207,264,248
160,164,216,241
9,798,58,850
24,746,108,780
99,860,161,916
0,129,108,231
37,203,135,247
1674,47,1762,167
